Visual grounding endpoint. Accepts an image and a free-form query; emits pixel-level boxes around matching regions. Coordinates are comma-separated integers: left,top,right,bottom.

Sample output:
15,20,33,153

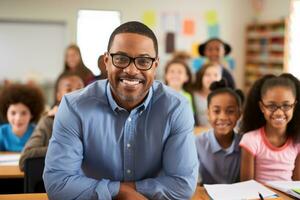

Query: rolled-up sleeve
136,100,198,200
43,96,120,200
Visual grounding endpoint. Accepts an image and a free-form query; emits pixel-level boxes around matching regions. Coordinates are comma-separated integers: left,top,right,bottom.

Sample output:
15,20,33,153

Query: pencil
258,192,264,200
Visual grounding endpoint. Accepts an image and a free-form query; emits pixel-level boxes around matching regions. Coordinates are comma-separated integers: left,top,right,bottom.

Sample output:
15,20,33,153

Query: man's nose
123,61,139,75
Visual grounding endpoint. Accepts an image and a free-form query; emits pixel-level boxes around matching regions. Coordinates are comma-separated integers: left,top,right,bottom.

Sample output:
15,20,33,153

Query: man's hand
115,182,148,200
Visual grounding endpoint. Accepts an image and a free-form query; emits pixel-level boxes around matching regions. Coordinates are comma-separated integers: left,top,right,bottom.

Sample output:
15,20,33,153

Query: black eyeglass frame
109,53,157,71
260,101,297,113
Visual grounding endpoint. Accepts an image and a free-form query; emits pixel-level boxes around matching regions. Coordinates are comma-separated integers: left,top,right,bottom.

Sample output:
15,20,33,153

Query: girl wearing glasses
240,73,300,183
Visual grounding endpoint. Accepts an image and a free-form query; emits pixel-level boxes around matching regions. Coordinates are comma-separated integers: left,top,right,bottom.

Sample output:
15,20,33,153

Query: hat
198,38,232,56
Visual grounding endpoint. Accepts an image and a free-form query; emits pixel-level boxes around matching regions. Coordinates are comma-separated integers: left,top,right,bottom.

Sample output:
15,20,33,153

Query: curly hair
0,83,45,123
164,59,193,92
241,73,300,141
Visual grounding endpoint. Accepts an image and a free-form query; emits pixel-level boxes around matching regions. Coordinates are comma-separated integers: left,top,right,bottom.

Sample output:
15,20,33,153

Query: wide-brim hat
198,38,232,56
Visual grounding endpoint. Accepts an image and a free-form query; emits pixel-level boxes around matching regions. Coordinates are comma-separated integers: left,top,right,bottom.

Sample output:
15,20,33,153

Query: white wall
0,0,290,88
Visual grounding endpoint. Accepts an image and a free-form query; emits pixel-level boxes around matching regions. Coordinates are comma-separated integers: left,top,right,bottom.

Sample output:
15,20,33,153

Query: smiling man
43,21,198,200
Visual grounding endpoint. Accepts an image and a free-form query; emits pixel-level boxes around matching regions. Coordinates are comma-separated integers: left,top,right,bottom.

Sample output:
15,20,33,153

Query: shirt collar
209,129,240,154
106,81,153,113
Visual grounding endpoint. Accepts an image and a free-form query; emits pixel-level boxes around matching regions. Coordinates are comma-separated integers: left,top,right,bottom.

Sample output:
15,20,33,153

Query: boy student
43,21,198,200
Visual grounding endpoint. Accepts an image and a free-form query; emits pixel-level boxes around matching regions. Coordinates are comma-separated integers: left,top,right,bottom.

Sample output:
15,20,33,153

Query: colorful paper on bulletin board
207,24,220,38
183,19,195,36
161,12,180,33
204,10,218,26
191,42,200,57
142,11,156,28
165,32,175,53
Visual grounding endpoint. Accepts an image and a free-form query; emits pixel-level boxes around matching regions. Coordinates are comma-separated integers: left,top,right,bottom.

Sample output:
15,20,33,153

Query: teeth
121,79,140,85
273,118,285,122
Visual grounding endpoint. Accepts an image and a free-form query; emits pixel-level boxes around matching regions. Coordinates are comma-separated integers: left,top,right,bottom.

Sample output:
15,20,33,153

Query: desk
0,187,294,200
191,186,294,200
194,126,209,136
0,193,47,200
0,152,23,178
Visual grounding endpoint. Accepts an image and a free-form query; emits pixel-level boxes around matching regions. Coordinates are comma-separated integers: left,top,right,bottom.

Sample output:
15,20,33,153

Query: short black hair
107,21,158,57
241,73,300,141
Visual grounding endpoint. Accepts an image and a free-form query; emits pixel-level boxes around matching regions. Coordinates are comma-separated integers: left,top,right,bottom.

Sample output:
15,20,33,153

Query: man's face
104,33,158,110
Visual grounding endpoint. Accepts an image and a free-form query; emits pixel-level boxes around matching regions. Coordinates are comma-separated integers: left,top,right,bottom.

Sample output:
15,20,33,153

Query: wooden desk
0,187,293,200
0,193,47,200
191,186,294,200
0,152,23,178
194,126,209,136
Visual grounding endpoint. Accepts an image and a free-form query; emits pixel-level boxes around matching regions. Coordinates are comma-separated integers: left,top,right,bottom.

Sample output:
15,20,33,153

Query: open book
204,180,277,200
266,181,300,199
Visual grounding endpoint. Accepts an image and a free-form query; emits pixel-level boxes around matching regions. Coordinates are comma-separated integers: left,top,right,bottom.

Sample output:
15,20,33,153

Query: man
43,21,198,200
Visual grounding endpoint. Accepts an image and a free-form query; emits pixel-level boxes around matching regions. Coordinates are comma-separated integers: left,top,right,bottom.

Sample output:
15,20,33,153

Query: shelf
244,20,286,91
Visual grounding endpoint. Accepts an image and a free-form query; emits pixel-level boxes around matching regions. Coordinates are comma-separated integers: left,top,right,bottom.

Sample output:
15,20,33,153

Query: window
288,0,300,78
77,10,121,75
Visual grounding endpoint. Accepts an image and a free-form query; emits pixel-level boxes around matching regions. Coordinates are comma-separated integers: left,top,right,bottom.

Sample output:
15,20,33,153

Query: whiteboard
0,21,66,83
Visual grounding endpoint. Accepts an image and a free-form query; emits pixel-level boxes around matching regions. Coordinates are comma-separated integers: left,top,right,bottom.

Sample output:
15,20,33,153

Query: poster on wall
204,10,220,38
183,19,195,36
165,32,175,53
142,10,157,28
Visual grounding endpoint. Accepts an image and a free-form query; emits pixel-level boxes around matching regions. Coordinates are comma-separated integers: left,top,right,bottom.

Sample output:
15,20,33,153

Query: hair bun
209,79,228,91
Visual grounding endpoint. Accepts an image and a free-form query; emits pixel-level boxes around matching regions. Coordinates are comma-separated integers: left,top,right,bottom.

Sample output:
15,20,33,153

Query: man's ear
104,52,109,71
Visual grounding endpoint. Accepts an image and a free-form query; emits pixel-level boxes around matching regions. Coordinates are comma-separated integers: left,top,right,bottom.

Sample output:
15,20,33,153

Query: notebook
0,154,20,166
265,181,300,199
204,180,277,200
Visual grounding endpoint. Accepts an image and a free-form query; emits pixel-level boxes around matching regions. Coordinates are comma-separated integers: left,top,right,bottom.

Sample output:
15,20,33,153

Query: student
43,21,198,200
95,54,108,80
64,44,95,85
195,79,243,184
198,38,235,88
193,63,222,127
240,74,300,183
0,84,45,152
164,59,194,112
19,72,84,171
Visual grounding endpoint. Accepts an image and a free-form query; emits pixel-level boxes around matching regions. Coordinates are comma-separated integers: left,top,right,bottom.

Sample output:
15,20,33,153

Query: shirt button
127,143,131,148
128,117,132,122
127,169,131,174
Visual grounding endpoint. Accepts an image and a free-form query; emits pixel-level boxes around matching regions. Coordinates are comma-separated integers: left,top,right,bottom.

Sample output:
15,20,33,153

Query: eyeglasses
260,101,297,112
109,53,156,71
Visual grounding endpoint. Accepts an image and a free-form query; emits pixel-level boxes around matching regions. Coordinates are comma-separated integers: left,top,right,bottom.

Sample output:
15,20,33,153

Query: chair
23,157,46,193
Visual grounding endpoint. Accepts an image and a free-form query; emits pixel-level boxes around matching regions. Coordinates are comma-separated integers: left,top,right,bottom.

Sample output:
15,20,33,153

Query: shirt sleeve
43,96,120,200
135,100,199,200
19,116,51,171
239,131,258,156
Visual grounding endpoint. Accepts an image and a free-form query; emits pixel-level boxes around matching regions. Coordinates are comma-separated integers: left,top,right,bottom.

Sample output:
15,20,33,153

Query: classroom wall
0,0,290,89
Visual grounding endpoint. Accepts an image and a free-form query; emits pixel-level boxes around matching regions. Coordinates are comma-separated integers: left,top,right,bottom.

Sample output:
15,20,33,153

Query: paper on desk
204,180,276,200
0,154,20,166
265,181,300,199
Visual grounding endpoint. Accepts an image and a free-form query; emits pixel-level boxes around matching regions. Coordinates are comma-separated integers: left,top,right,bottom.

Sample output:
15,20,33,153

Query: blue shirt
0,123,35,152
43,80,198,200
195,129,241,184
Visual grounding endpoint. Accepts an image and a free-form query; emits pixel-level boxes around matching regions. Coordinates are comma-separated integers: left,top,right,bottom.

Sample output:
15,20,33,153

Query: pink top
239,127,300,183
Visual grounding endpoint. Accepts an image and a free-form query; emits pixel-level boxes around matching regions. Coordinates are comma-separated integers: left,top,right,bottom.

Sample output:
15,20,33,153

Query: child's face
202,65,222,91
204,41,225,63
56,76,84,102
66,48,81,69
7,103,32,133
165,63,189,90
208,93,240,136
259,86,296,130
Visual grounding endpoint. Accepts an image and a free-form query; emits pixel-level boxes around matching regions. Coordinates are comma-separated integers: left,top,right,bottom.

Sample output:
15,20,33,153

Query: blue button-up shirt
195,129,241,184
43,80,198,200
